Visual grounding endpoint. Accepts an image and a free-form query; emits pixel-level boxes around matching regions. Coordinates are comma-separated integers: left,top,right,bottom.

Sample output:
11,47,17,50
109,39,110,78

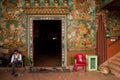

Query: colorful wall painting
0,0,97,53
0,0,27,52
106,11,120,37
67,0,96,51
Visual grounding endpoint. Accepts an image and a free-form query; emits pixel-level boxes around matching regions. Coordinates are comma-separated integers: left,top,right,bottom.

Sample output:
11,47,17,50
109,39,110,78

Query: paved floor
0,67,119,80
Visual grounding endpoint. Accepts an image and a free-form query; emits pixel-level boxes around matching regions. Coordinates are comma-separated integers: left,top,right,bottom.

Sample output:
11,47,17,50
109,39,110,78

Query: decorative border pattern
23,6,69,15
28,15,67,67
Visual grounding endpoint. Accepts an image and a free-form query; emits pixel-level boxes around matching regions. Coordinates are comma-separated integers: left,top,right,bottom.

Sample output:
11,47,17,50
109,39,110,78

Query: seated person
10,50,22,75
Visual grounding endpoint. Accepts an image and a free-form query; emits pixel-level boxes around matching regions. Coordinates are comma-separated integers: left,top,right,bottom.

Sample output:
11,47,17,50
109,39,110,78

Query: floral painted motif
0,20,26,52
67,0,96,51
0,0,27,52
106,11,120,37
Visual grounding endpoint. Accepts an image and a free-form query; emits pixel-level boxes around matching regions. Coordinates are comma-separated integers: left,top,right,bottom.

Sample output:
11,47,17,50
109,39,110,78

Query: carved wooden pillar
96,12,107,66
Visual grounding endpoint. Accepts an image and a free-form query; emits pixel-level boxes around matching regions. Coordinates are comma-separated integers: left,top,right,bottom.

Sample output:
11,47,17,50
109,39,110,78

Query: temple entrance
33,20,62,67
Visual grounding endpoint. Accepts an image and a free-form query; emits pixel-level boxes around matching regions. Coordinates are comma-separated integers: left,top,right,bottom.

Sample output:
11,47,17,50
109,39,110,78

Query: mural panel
0,0,96,53
106,11,120,37
67,0,96,52
0,0,27,52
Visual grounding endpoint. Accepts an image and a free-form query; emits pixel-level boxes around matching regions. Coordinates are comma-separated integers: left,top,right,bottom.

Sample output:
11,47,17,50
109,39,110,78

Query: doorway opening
33,20,62,67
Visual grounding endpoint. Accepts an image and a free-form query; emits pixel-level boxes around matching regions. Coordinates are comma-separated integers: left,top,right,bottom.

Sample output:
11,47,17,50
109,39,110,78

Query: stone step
114,57,120,62
116,53,120,57
111,69,120,79
101,52,120,79
116,54,120,58
109,63,120,72
116,55,120,58
109,59,120,66
109,52,120,79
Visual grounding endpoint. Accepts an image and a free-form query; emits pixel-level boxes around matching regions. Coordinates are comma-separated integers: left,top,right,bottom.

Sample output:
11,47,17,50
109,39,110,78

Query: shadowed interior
33,20,62,67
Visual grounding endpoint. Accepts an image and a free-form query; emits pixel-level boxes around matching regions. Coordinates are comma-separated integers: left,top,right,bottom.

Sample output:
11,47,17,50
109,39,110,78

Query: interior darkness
33,20,62,67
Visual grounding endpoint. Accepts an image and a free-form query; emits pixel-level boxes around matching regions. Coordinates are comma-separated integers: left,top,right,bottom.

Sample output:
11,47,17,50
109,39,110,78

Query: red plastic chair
73,53,87,71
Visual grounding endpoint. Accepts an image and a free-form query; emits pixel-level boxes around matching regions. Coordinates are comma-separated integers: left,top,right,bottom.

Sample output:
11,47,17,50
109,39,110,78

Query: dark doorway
33,20,62,67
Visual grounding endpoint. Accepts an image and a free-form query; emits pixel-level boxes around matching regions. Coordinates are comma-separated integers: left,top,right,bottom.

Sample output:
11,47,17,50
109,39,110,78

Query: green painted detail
59,0,64,6
49,0,54,6
30,0,35,6
40,0,45,6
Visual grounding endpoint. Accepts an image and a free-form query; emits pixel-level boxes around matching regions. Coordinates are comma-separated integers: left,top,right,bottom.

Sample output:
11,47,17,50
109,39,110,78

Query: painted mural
0,0,96,53
106,11,120,37
100,0,112,7
99,0,120,37
67,0,96,51
0,0,27,52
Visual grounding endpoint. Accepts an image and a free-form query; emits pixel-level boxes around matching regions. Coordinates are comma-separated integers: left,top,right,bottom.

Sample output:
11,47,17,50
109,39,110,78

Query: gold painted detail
23,6,69,15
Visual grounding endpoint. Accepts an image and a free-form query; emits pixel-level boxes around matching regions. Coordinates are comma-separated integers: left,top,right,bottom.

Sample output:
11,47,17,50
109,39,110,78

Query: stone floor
0,67,119,80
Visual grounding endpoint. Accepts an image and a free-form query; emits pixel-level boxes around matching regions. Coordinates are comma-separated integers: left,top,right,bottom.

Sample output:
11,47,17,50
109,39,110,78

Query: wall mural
100,0,120,38
0,0,96,53
100,0,112,7
0,0,27,53
106,11,120,37
0,0,71,54
67,0,96,52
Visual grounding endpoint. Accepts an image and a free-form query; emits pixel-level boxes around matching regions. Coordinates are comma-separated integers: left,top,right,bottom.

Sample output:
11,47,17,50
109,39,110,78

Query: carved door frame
27,15,67,67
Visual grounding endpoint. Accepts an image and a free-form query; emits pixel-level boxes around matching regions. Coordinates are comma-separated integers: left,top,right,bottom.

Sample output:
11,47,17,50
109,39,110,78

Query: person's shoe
11,72,15,75
14,73,18,77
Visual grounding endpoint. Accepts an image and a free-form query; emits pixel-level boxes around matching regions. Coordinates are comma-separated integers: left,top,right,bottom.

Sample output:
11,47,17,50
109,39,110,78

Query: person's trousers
12,61,22,73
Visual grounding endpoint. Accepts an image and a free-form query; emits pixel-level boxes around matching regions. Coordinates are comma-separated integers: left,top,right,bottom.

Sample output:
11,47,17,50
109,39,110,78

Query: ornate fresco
67,0,96,51
100,0,112,7
106,11,120,37
0,0,96,53
0,0,27,52
100,0,120,38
